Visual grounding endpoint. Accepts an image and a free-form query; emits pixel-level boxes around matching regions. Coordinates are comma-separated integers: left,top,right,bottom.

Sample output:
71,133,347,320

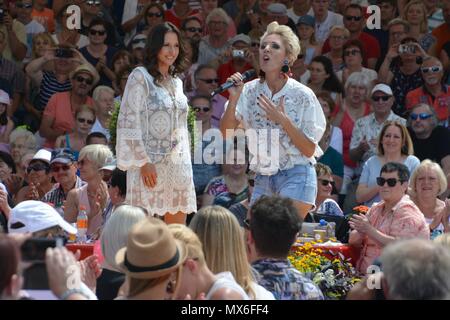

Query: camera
398,44,415,54
21,237,65,262
232,49,245,59
55,47,74,58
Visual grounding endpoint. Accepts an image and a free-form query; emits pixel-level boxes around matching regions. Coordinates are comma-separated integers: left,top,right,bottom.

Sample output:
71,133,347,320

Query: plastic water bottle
328,222,336,240
313,219,328,241
77,205,88,243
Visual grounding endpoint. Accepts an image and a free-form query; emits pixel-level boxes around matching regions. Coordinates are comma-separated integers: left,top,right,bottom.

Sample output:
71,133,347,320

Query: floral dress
390,63,424,117
116,67,197,216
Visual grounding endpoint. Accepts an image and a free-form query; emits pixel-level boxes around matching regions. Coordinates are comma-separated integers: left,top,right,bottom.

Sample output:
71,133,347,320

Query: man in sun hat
40,63,97,148
267,3,298,34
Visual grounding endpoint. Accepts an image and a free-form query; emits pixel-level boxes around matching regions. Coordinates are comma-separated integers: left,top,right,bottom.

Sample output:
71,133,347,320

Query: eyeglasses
51,164,71,172
198,78,219,84
344,49,361,56
185,27,202,33
410,112,432,121
421,66,443,74
27,163,49,174
86,0,101,6
74,75,93,85
16,3,32,9
77,117,95,125
371,95,391,102
147,12,163,18
345,15,362,21
193,106,211,112
243,218,251,230
376,177,404,187
89,29,106,36
319,179,335,187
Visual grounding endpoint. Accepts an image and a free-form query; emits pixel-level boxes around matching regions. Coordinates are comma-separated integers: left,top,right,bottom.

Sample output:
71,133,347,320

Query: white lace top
116,67,197,215
235,78,326,175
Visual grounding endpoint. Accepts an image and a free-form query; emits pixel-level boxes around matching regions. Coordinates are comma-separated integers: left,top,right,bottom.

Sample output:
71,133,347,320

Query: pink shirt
356,195,429,274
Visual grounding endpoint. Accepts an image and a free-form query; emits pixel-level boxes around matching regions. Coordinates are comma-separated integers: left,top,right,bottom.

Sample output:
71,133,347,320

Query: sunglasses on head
132,38,146,44
344,49,360,56
421,66,442,74
319,179,335,187
16,3,32,8
77,117,95,125
51,164,71,172
371,95,391,102
74,75,93,85
89,29,106,36
185,27,202,33
193,106,211,112
345,15,362,21
147,12,163,18
198,78,219,84
27,163,49,174
410,112,432,121
376,177,404,187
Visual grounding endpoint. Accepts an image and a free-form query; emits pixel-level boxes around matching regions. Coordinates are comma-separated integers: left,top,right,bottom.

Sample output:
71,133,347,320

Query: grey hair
380,239,450,300
344,72,372,95
100,205,147,271
387,18,411,34
93,86,114,101
408,159,448,198
407,103,439,128
9,128,37,150
205,8,230,26
78,144,113,169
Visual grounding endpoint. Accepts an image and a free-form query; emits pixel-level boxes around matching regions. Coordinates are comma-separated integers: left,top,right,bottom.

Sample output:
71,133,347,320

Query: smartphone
399,44,415,54
0,9,4,24
21,237,65,262
55,48,74,58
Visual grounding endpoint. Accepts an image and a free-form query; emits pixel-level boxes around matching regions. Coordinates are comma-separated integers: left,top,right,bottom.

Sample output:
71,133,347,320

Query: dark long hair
310,56,345,94
144,22,188,86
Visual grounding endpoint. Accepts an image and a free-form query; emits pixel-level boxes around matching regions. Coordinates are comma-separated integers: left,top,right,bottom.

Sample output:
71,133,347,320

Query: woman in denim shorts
220,21,326,219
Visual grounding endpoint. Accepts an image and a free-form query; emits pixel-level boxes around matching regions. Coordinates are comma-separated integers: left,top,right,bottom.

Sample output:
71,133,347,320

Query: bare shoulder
210,287,245,300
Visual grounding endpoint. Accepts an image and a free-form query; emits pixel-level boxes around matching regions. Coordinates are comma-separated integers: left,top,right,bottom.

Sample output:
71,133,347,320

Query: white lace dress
116,67,197,216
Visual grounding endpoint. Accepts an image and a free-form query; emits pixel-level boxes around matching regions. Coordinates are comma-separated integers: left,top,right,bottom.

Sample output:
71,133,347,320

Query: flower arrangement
345,205,369,220
289,241,361,299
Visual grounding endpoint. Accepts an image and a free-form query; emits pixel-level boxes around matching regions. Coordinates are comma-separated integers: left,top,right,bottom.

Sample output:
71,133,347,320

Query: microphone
211,69,256,97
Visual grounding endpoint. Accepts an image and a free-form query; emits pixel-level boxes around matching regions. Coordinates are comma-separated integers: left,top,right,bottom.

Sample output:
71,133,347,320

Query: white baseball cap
8,200,77,235
371,83,393,96
32,149,52,164
0,89,10,105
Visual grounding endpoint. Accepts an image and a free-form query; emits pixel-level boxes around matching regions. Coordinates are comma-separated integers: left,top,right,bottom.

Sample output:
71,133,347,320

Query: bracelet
60,288,90,300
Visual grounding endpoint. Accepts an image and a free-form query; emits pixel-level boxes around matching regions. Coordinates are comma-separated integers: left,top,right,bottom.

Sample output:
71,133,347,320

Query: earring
281,59,289,73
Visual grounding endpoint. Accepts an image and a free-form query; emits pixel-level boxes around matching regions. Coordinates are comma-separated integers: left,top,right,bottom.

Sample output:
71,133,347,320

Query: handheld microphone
211,69,256,97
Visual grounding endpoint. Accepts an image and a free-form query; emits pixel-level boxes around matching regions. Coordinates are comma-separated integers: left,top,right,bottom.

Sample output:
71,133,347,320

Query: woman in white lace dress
220,22,326,220
116,22,196,224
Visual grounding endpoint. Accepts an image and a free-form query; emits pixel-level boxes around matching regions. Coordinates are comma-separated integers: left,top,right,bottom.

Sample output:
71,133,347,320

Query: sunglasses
421,66,442,74
344,49,360,56
198,78,219,84
51,164,71,172
371,95,391,102
147,12,163,18
193,106,211,112
410,112,432,121
16,3,32,8
77,117,95,125
74,75,93,85
86,0,101,6
185,27,202,33
27,163,49,174
319,179,335,187
376,177,404,187
243,218,251,230
89,29,106,36
345,15,362,21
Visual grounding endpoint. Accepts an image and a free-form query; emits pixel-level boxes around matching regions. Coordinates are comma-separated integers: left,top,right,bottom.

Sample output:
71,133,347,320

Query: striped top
38,71,72,111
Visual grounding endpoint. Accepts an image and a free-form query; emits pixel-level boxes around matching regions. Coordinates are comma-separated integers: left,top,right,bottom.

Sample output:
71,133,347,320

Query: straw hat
115,217,187,279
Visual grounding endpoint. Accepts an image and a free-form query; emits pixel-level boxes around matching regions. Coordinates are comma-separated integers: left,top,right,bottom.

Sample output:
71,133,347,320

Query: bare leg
293,200,313,220
164,211,187,225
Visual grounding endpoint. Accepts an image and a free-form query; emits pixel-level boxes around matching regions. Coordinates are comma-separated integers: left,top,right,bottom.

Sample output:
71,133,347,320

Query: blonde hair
329,25,350,39
100,205,147,272
128,269,183,298
408,159,448,198
434,233,450,247
75,104,96,119
32,32,55,59
78,144,113,169
189,206,256,298
168,224,206,267
402,0,428,34
93,86,115,101
261,21,301,66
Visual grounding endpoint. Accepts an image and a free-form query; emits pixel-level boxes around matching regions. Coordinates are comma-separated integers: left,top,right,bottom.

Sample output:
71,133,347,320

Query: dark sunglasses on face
77,117,95,125
131,38,146,44
16,3,32,8
27,163,49,174
410,112,432,121
51,164,71,172
345,15,362,21
372,95,391,102
86,0,101,6
89,29,106,36
185,27,202,33
344,49,360,56
319,179,335,187
147,12,163,18
74,75,93,85
376,177,404,187
193,106,211,112
198,78,219,84
421,66,442,74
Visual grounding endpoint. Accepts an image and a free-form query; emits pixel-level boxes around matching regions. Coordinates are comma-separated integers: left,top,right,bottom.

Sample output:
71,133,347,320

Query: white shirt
314,11,344,44
287,7,314,25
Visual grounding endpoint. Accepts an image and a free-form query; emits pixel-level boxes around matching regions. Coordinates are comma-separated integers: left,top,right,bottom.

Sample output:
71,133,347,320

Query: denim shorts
250,164,317,206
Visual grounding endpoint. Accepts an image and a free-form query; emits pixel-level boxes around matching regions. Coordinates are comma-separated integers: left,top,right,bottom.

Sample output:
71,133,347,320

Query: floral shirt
235,78,326,175
252,258,324,300
205,175,248,209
